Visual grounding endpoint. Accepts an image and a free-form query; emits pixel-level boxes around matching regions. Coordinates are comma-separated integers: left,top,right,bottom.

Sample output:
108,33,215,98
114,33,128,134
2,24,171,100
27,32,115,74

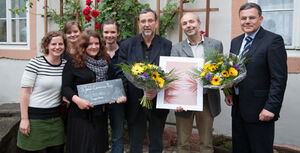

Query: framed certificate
156,56,204,111
77,79,125,106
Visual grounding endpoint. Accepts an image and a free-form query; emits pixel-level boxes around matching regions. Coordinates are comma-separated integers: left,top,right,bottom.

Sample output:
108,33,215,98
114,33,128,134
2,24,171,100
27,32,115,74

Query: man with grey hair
225,2,287,153
117,8,172,153
172,13,223,153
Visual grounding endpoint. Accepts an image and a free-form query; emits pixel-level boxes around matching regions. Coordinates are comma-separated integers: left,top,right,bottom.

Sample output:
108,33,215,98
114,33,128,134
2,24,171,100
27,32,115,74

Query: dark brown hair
101,19,120,33
73,30,110,68
41,31,67,55
63,21,82,34
139,8,157,21
239,2,262,17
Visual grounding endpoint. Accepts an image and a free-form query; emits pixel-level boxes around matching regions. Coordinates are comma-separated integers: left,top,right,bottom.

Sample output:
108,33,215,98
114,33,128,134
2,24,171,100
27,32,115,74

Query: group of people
17,2,287,153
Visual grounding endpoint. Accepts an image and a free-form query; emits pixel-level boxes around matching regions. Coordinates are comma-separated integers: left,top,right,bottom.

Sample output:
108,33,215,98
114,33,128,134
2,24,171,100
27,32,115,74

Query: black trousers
232,106,275,153
128,109,168,153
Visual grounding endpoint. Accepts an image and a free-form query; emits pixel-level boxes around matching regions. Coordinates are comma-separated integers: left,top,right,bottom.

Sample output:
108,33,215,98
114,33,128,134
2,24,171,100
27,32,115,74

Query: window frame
249,0,300,50
0,0,36,60
0,0,30,50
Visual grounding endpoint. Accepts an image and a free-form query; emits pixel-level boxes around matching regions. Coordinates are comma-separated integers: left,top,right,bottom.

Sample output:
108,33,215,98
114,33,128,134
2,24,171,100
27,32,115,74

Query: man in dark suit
117,8,172,153
171,13,223,153
225,3,287,153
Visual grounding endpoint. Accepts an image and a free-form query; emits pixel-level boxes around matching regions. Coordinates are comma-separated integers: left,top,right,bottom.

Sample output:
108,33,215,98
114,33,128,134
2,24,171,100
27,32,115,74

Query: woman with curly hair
17,31,67,153
62,30,126,153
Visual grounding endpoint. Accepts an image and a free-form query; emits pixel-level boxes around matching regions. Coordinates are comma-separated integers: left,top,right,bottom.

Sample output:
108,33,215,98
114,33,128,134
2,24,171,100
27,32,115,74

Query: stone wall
0,103,22,153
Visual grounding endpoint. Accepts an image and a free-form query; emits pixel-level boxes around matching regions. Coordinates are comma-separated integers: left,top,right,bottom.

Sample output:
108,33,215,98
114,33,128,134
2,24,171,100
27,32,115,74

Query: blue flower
141,73,150,80
158,67,162,71
205,74,213,82
164,77,168,81
233,64,240,71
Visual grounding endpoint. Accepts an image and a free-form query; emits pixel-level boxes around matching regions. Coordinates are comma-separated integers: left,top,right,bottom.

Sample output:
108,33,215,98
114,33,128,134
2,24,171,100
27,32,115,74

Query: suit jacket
118,34,172,124
171,37,223,117
230,27,287,122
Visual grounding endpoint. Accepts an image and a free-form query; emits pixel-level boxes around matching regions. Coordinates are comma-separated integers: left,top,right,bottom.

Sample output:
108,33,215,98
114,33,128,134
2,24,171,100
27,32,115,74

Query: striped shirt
21,56,66,108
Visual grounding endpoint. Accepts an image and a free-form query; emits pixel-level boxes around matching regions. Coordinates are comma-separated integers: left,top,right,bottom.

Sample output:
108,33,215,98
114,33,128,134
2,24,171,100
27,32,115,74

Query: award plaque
77,79,125,105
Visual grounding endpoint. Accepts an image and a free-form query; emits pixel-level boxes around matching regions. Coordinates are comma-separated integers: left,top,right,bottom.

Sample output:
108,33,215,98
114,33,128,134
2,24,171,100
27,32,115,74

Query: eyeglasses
139,19,155,24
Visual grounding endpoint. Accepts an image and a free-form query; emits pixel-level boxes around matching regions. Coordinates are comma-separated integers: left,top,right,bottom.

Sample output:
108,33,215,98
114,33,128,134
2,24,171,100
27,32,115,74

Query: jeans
108,103,125,153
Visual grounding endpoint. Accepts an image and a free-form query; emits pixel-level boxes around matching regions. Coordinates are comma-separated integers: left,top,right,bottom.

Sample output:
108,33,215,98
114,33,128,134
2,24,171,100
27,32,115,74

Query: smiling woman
62,30,126,153
17,31,67,153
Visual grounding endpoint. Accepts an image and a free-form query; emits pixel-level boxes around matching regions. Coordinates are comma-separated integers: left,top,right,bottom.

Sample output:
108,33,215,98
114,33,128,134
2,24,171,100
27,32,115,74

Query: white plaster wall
0,1,46,104
0,59,27,103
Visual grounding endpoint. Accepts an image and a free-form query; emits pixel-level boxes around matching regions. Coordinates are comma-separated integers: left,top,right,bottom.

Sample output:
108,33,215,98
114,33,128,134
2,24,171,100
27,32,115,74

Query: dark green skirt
17,117,64,151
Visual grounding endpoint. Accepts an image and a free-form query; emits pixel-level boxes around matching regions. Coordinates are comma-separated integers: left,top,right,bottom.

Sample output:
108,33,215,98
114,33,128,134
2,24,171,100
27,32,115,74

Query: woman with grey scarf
62,30,126,153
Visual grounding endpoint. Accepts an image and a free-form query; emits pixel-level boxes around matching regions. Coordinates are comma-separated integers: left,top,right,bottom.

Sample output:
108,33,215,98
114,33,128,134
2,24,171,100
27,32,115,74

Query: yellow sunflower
131,66,144,75
229,67,238,76
142,66,148,71
200,71,206,78
152,72,160,80
135,63,143,66
157,77,165,88
148,64,158,69
211,75,221,86
221,70,229,77
208,65,217,72
203,63,211,72
217,61,223,66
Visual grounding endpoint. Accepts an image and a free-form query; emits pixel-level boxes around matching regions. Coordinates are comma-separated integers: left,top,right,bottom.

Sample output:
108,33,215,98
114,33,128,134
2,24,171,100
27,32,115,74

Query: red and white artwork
157,56,204,111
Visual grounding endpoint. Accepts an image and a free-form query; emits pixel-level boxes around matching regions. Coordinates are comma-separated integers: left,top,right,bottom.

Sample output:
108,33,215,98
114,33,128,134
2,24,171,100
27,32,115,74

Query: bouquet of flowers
192,49,249,96
117,62,177,109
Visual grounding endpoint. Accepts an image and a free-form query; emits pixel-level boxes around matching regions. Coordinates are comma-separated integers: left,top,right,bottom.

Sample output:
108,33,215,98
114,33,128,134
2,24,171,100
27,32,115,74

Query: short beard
142,28,156,38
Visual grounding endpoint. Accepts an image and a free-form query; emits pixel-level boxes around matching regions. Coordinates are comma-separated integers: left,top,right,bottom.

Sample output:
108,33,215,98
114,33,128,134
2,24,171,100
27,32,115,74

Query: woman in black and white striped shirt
17,31,67,153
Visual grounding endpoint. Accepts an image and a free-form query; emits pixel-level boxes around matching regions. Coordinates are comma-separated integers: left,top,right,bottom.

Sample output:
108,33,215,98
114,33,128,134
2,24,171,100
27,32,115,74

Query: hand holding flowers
192,49,248,96
117,62,177,109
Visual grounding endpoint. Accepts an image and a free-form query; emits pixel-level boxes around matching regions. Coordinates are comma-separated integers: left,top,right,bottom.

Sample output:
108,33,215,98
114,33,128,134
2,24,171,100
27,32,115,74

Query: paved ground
123,145,179,153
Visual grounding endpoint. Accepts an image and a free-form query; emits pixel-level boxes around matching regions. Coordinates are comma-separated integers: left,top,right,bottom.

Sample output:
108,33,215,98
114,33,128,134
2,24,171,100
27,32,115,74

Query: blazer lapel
203,37,212,55
246,28,264,58
182,40,194,57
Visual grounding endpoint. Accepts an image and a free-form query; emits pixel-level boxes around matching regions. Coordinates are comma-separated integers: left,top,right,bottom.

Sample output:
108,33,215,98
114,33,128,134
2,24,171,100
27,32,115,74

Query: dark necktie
241,36,253,56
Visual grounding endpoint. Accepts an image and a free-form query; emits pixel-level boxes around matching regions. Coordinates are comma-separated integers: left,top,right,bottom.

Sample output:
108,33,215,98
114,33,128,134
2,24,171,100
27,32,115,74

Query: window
249,0,300,49
0,0,29,49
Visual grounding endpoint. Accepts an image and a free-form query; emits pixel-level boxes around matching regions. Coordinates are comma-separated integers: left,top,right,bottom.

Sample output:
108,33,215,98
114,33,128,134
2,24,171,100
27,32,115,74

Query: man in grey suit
171,13,223,153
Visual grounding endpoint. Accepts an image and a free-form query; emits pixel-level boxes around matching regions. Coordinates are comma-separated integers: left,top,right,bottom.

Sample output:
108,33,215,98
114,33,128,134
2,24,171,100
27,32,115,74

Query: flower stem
222,88,234,96
140,96,153,109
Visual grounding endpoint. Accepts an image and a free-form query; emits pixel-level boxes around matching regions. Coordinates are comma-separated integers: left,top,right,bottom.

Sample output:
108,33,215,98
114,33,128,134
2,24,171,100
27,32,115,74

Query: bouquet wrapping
192,49,249,96
117,62,177,109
